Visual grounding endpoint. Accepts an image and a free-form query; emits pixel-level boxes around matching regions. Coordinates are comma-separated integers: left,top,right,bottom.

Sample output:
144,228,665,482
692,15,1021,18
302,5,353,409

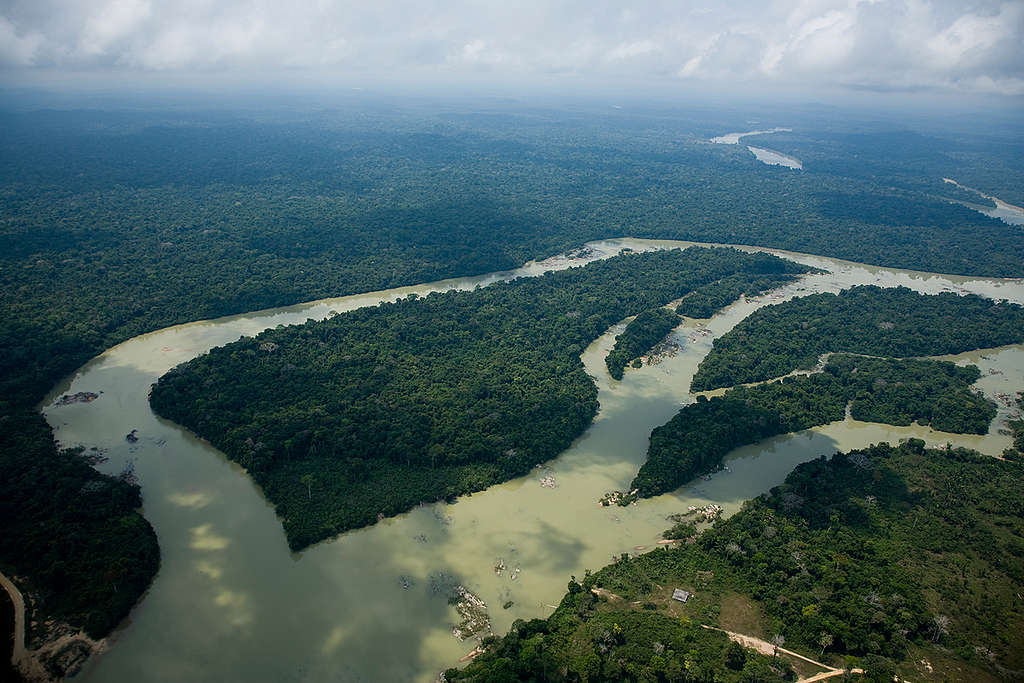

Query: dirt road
0,570,27,668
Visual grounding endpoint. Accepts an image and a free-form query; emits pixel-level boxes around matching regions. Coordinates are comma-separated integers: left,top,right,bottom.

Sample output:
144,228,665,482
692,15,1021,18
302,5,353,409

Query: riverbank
0,571,108,682
42,238,1024,682
943,178,1024,226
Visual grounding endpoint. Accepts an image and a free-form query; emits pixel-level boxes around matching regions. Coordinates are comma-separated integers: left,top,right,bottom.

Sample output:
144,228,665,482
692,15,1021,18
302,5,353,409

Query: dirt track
0,571,27,668
700,625,863,682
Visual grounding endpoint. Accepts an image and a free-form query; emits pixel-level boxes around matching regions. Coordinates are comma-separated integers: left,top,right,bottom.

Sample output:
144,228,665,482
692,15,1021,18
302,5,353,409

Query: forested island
691,285,1024,390
630,355,995,498
606,268,808,383
1,103,1022,676
150,248,809,549
450,441,1024,682
605,308,682,380
674,273,798,318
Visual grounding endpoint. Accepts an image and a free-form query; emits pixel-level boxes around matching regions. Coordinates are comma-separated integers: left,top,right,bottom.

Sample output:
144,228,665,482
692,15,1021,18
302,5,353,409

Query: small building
672,588,690,603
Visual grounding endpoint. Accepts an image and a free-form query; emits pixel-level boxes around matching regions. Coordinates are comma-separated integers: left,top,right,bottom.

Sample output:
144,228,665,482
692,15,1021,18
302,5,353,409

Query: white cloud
0,0,1020,96
0,16,43,65
606,40,659,62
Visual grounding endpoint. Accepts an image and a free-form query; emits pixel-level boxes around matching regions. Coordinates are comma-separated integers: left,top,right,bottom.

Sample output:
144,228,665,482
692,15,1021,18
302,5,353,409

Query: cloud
0,0,1021,96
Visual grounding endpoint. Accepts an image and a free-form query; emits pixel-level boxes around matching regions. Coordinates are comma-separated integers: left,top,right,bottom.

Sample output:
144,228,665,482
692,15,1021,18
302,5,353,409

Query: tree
770,634,785,661
932,615,950,643
300,474,315,501
819,632,833,658
725,641,747,670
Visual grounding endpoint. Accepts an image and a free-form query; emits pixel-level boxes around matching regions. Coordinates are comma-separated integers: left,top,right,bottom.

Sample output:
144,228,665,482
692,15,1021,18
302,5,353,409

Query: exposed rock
55,392,99,406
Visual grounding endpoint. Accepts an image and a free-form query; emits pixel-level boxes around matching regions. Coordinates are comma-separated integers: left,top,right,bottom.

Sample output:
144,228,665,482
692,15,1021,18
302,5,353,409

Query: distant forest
1,103,1021,642
150,248,808,549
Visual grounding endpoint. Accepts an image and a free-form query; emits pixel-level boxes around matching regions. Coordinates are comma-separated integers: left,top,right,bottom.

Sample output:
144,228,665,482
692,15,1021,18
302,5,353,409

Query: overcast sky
1,0,1021,98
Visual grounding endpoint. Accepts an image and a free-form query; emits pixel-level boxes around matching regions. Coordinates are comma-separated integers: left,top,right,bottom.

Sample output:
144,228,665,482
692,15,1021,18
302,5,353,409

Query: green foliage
446,605,788,682
151,248,809,549
675,273,797,318
0,413,159,638
493,441,1024,679
606,308,680,380
692,286,1024,390
632,355,995,497
1002,393,1024,462
0,105,1021,644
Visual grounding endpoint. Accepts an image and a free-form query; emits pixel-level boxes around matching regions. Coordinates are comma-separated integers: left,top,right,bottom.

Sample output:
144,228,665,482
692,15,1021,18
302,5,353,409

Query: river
943,177,1024,226
709,129,803,169
42,238,1024,682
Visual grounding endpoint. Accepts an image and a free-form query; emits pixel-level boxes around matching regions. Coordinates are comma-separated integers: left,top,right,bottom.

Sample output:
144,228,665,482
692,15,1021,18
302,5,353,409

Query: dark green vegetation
1,587,22,683
692,286,1024,390
738,126,1024,208
632,354,995,497
0,415,159,638
151,248,808,549
605,308,681,380
675,273,797,318
1,101,1021,640
446,599,789,682
1003,394,1024,462
455,441,1024,681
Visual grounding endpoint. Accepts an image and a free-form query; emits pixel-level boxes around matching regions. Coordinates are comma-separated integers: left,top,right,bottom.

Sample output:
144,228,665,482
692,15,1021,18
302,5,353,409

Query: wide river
43,239,1024,682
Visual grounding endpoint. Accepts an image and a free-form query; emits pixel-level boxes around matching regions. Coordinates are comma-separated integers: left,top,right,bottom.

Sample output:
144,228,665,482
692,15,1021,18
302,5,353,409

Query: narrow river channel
42,239,1024,682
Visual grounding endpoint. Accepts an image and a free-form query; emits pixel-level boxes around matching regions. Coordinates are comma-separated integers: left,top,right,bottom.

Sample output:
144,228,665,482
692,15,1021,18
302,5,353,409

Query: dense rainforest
150,248,809,549
692,285,1024,390
631,354,995,498
447,600,790,682
605,308,683,380
674,273,797,318
452,441,1024,682
1003,394,1024,462
1,101,1021,648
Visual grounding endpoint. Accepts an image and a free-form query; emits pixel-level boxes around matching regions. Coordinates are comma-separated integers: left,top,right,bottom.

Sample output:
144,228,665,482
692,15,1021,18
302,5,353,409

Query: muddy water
43,238,1024,682
943,177,1024,226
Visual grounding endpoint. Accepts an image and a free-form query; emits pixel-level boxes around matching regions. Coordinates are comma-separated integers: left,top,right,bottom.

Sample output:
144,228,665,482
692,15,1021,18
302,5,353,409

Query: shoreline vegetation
448,441,1024,682
150,248,811,550
0,107,1021,677
674,273,799,319
614,286,1022,505
605,308,683,380
629,354,996,500
692,285,1024,391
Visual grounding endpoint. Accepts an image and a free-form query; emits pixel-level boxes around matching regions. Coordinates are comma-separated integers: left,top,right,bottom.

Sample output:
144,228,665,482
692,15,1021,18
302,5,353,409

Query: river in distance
42,239,1024,682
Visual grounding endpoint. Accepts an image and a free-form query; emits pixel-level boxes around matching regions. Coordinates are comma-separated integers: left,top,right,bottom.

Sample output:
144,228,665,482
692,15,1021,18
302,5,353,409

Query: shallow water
709,128,791,145
43,238,1024,682
943,177,1024,226
746,145,802,169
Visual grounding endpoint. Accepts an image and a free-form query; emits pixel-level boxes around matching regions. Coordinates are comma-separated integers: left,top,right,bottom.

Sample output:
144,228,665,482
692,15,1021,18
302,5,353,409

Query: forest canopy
1,104,1021,650
632,354,996,498
691,285,1024,391
605,307,682,380
150,248,811,549
674,273,797,319
452,441,1024,681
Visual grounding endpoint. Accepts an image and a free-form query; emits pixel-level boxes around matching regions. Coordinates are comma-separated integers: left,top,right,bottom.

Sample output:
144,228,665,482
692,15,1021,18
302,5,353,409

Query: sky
1,0,1022,98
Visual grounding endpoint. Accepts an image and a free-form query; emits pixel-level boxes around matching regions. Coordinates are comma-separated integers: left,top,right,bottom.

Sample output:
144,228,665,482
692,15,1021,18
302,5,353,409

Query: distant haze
1,0,1022,98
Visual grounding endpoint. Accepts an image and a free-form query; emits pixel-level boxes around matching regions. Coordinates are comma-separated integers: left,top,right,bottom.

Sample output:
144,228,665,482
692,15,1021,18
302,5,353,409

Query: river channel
42,239,1024,682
